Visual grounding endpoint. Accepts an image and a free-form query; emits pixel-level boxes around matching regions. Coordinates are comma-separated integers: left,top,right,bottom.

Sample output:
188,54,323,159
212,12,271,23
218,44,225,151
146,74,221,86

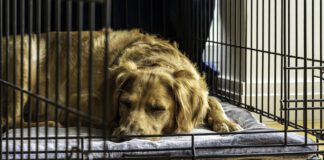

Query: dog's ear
110,62,137,89
172,69,208,133
106,62,138,132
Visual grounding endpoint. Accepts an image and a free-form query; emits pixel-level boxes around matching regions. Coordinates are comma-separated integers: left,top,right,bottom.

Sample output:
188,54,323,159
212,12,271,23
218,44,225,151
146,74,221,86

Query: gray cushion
2,103,316,159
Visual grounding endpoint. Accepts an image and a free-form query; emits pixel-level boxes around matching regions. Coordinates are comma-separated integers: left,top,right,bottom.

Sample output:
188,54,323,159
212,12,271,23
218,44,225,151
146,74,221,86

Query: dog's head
108,62,208,140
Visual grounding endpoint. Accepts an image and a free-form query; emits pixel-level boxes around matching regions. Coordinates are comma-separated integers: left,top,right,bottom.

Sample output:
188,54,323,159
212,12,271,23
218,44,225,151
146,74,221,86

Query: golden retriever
1,29,242,139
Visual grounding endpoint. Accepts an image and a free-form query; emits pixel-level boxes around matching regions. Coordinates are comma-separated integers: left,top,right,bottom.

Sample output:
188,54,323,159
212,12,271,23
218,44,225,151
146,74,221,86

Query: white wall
204,0,324,122
245,0,323,84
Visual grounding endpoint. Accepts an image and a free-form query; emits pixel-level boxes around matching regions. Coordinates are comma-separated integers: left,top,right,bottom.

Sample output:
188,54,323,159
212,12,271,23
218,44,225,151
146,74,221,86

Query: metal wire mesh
0,0,323,159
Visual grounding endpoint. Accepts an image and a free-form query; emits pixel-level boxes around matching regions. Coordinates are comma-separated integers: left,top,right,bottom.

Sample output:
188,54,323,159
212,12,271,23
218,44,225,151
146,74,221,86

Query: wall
204,0,324,122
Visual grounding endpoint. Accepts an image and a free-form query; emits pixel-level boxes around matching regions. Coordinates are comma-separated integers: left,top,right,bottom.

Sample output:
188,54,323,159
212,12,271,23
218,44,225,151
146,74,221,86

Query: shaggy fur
1,29,241,139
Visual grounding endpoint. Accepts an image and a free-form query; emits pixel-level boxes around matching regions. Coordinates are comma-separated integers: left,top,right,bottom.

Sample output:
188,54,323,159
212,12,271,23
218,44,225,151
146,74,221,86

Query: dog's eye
151,106,166,113
120,101,131,109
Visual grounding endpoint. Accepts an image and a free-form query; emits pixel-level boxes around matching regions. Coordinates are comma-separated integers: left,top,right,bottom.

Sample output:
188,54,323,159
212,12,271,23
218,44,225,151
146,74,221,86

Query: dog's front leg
206,96,243,132
2,44,33,129
6,91,29,129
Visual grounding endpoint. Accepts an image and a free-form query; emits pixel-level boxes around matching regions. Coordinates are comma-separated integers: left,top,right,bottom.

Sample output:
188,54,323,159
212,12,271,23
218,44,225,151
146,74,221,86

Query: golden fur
1,29,242,139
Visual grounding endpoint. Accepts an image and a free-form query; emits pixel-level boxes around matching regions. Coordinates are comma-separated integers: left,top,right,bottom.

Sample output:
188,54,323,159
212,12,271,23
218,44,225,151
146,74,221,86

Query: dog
1,29,242,139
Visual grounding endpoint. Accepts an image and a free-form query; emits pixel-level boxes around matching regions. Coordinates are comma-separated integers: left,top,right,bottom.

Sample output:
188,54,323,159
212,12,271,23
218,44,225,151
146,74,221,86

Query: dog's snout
129,123,145,134
112,130,141,141
118,128,145,137
112,122,147,141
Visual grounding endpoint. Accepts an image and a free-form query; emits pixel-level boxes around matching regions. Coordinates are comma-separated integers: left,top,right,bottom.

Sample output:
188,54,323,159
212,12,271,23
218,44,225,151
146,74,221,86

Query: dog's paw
208,117,243,132
1,117,5,130
23,121,64,128
46,121,64,128
42,121,64,128
229,122,243,131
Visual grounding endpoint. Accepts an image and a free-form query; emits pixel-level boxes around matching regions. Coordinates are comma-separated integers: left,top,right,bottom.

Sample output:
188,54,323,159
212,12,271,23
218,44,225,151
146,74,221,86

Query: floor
264,121,324,158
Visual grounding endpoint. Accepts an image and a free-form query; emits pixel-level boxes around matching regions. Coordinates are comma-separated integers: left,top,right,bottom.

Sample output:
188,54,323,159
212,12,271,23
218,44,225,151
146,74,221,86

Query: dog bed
1,103,317,159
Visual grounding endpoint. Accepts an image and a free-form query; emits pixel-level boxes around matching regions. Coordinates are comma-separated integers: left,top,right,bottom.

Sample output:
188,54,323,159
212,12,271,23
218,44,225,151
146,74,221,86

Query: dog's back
0,29,164,127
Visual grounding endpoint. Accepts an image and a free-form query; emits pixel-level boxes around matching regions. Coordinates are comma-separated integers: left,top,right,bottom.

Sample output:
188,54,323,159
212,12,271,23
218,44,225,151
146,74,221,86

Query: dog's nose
111,136,133,142
120,136,133,141
111,130,133,142
112,128,140,141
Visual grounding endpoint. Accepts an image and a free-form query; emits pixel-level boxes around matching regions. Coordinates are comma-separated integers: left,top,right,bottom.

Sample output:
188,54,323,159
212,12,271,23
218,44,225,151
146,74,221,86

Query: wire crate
0,0,323,159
